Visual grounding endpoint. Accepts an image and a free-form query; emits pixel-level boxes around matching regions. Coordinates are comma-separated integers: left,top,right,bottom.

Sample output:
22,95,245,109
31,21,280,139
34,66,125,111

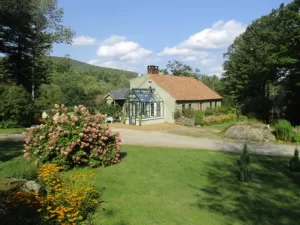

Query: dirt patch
167,126,224,139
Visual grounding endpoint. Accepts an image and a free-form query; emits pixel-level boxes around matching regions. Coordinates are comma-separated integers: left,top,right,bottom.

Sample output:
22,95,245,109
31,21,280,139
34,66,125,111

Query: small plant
274,120,293,142
292,126,300,143
11,160,38,180
182,108,195,119
204,107,214,116
289,147,300,172
173,110,181,120
238,115,248,122
194,111,204,126
122,115,126,124
237,143,251,182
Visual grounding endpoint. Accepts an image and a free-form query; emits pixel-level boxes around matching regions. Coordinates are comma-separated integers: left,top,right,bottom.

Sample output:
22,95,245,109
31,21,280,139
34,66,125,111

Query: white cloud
182,56,197,62
72,36,96,46
156,20,246,76
199,59,215,66
97,35,152,61
207,66,224,76
158,46,208,57
97,41,140,57
120,48,152,61
180,20,247,49
101,35,127,45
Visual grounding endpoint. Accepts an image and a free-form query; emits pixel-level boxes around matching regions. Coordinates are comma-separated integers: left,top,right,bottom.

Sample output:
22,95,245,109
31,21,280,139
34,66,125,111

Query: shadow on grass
0,140,24,162
120,152,127,160
193,155,300,225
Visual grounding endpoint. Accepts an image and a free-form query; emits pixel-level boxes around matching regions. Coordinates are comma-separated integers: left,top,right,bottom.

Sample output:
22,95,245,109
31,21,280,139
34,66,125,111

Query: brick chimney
147,65,159,74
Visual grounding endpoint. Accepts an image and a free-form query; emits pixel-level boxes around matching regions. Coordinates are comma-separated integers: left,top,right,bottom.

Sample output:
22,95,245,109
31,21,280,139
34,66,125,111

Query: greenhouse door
129,103,136,125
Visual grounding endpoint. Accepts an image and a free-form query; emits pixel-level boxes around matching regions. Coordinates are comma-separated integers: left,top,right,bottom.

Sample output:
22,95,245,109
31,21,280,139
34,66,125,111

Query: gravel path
0,129,295,157
112,128,295,157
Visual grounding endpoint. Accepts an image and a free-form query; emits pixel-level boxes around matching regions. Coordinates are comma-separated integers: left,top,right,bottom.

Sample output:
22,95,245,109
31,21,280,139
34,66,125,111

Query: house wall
104,95,114,105
176,100,222,111
130,75,176,123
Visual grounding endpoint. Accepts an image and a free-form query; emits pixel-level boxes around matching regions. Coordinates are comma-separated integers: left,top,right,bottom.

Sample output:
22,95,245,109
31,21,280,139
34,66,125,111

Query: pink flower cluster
24,104,121,168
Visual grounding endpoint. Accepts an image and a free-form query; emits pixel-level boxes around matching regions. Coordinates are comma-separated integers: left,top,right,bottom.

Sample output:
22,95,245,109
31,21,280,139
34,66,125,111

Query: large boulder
224,123,276,143
22,181,41,194
0,178,27,195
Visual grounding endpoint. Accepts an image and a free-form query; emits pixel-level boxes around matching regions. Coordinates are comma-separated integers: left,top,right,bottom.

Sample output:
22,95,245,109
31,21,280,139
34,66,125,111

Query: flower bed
203,114,235,125
2,164,100,225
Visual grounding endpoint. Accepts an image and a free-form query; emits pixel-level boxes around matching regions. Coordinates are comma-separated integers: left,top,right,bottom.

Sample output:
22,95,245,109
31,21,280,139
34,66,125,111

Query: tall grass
274,120,293,142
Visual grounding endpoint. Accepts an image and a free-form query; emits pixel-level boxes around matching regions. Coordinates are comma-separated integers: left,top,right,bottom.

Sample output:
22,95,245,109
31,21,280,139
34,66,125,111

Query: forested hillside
34,56,137,111
50,56,137,78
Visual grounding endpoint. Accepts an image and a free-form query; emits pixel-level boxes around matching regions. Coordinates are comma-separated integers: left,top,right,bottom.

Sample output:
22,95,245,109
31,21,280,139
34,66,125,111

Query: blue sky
52,0,291,75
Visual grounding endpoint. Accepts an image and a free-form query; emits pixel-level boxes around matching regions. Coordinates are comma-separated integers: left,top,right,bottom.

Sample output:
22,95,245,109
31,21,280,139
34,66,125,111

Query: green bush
173,110,181,120
238,115,248,122
11,160,38,180
204,107,214,116
289,148,300,172
0,85,34,128
182,108,195,118
97,100,121,118
194,111,204,126
214,106,231,115
237,143,251,182
24,104,121,169
293,131,300,143
274,120,293,142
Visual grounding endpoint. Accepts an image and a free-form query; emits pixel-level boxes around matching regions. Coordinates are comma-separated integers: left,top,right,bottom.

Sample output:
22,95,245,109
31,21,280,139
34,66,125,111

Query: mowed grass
1,142,300,225
0,128,27,134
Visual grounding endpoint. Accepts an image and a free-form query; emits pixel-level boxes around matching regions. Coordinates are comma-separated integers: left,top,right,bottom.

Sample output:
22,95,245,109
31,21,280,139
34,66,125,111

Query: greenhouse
125,88,164,125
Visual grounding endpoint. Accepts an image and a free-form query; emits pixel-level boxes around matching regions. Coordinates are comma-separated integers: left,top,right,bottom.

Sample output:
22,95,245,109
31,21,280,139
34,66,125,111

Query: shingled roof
109,88,130,100
149,74,222,101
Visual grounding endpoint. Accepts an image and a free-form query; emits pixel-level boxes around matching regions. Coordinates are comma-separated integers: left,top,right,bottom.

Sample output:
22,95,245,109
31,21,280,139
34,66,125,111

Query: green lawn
0,128,27,134
1,142,300,225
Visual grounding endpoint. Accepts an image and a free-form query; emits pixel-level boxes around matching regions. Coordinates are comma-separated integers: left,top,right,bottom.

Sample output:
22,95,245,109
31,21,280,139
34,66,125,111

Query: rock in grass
0,178,27,195
22,181,41,194
225,124,276,143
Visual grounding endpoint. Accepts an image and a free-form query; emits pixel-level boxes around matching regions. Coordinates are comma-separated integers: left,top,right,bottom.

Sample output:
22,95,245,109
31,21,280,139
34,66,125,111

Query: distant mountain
50,56,138,78
0,55,138,79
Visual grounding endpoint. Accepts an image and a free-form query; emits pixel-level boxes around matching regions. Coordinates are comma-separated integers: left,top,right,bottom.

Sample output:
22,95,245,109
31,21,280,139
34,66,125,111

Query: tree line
223,0,300,125
0,0,137,128
161,1,300,126
1,0,299,127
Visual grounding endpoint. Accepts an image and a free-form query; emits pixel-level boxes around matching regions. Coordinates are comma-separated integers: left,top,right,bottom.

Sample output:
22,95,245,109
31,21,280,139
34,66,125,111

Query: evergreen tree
223,1,300,124
0,0,74,100
289,147,300,172
238,143,251,182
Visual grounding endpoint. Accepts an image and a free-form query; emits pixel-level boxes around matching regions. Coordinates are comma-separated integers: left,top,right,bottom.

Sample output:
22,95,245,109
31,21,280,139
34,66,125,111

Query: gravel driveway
112,128,295,157
0,128,295,157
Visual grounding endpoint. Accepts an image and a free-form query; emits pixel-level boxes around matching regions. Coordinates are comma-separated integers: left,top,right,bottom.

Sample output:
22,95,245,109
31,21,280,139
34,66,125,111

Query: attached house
103,88,130,109
124,66,222,125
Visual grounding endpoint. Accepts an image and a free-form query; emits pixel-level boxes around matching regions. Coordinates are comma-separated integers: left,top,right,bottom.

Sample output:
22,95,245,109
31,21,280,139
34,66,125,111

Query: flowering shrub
24,104,121,168
37,164,100,224
2,164,100,225
203,114,235,125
